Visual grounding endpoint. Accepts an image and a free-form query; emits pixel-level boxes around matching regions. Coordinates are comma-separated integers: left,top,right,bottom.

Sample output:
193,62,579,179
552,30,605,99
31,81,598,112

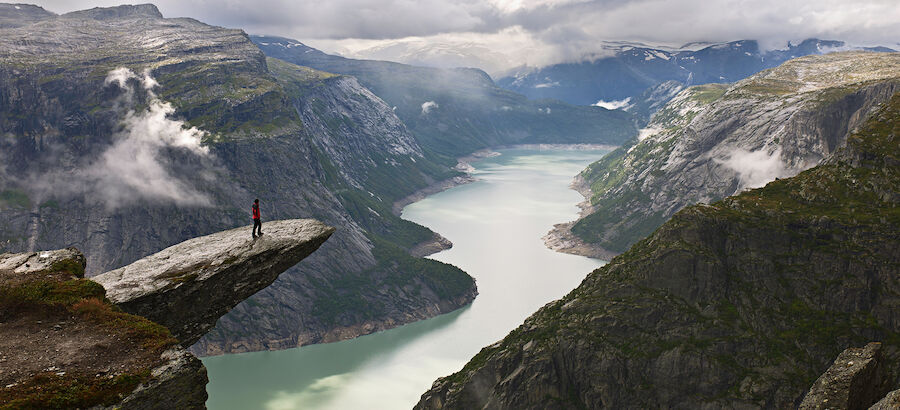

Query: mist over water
203,148,610,409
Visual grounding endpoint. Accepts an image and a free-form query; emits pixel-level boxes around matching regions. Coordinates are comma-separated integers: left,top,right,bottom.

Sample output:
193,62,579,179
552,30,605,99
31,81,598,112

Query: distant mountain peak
61,3,163,20
0,3,55,27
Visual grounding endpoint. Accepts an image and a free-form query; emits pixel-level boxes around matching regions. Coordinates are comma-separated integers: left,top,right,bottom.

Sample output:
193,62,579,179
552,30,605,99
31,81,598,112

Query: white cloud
593,97,632,110
30,68,213,210
534,81,560,88
30,0,900,70
718,148,788,190
421,101,439,114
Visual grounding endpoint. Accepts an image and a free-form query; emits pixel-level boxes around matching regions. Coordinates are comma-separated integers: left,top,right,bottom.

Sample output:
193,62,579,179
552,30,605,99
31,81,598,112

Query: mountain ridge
560,51,900,257
251,35,637,158
498,39,896,106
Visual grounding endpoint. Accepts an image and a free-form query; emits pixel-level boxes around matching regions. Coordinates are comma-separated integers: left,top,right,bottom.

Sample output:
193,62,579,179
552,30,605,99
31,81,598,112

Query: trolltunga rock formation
94,219,335,346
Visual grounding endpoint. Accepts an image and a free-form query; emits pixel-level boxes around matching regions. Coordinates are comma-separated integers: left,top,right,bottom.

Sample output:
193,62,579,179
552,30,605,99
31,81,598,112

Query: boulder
869,389,900,410
800,343,893,410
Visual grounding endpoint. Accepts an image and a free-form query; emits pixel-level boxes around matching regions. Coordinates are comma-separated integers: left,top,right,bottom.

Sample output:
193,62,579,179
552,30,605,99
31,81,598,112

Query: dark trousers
252,218,262,236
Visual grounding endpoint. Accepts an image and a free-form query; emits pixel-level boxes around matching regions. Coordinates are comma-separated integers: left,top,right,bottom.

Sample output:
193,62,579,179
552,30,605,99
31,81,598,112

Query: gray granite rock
94,218,335,346
115,348,209,410
869,389,900,410
800,343,892,410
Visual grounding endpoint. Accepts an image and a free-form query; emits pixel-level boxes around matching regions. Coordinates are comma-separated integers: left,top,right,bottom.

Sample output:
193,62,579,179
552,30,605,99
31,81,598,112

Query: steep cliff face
416,92,900,408
565,52,900,256
252,35,637,158
0,3,475,355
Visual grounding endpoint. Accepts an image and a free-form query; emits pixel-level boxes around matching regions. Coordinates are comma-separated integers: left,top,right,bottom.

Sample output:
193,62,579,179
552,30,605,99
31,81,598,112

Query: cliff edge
94,219,335,346
1,218,333,408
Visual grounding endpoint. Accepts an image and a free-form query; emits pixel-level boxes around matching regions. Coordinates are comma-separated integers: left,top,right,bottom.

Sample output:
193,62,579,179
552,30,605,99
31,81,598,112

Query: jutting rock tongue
93,219,335,346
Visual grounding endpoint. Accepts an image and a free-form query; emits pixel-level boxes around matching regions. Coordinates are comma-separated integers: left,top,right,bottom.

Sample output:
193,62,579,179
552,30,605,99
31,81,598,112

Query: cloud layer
30,0,900,69
30,68,213,210
718,148,788,191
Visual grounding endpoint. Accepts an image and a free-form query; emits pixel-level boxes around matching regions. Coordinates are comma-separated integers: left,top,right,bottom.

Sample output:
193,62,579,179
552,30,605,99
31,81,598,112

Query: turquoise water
203,148,610,409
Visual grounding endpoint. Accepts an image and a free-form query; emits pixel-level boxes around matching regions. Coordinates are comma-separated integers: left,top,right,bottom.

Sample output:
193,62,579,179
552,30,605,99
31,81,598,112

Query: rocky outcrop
566,52,900,256
870,390,900,410
0,248,206,408
116,348,208,410
93,219,335,346
416,93,900,408
1,218,331,408
0,247,85,284
799,343,894,410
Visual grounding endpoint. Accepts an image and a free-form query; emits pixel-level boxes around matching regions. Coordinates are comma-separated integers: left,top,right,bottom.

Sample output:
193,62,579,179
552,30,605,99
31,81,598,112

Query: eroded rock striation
93,219,334,346
416,92,900,408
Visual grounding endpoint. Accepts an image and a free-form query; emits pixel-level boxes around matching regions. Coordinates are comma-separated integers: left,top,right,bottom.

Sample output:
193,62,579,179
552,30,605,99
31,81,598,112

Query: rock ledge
94,219,335,346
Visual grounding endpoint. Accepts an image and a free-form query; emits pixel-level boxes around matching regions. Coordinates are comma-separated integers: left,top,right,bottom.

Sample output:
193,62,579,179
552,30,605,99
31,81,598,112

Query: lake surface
203,147,610,409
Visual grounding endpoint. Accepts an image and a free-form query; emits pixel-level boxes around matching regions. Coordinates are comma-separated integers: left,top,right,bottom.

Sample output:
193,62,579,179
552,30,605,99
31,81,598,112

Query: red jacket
252,203,260,220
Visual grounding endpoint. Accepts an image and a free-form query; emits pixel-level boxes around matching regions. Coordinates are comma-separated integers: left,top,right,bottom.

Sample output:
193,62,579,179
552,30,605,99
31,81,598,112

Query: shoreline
397,143,621,260
392,143,618,217
541,170,621,261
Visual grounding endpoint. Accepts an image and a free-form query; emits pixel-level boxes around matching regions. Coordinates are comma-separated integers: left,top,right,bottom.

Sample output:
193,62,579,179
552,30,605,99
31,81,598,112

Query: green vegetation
311,236,473,327
688,83,729,104
154,61,302,137
1,371,150,410
0,189,31,209
571,129,679,251
0,258,178,409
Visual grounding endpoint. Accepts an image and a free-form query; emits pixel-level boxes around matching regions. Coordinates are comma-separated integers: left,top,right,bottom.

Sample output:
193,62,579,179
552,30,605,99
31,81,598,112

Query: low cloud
421,101,439,114
31,68,213,210
718,148,788,191
534,81,560,88
593,97,632,110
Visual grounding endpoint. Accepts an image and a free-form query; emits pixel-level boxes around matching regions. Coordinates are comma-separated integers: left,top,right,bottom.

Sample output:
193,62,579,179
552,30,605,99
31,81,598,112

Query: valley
1,1,898,409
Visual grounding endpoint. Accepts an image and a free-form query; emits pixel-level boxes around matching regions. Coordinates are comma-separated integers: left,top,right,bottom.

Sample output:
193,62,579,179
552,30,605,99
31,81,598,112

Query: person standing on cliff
251,199,263,239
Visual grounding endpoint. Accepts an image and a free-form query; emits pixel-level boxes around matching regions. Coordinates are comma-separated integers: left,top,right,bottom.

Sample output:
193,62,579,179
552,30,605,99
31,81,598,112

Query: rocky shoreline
541,173,620,260
197,287,477,356
395,144,620,260
393,144,617,217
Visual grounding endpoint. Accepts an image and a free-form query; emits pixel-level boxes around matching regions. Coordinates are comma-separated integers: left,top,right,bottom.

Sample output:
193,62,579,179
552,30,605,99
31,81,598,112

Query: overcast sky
28,0,900,70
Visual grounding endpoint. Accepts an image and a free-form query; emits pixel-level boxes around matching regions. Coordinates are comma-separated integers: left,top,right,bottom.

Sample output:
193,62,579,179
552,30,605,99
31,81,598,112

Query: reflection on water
204,148,610,410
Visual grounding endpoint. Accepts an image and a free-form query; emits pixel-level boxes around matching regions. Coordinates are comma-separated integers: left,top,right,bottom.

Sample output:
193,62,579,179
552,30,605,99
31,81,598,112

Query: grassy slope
0,256,178,409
